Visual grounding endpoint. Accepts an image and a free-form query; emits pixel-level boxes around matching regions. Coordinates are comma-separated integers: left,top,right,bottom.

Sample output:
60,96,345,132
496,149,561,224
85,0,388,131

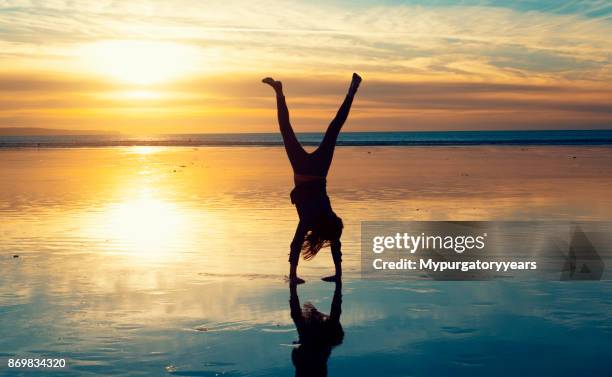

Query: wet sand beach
2,146,612,376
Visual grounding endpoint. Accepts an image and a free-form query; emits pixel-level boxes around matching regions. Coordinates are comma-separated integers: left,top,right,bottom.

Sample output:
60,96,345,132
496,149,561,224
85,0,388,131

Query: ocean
2,129,612,147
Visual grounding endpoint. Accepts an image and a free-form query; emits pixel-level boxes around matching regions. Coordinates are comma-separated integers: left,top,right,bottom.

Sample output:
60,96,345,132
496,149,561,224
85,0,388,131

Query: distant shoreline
0,127,118,137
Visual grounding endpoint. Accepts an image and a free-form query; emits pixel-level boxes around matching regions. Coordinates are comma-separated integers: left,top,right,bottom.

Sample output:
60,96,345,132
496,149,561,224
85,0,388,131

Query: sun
82,40,200,85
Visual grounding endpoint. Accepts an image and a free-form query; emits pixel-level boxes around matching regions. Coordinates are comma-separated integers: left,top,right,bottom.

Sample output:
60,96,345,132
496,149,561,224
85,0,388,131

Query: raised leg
263,78,307,171
314,73,361,175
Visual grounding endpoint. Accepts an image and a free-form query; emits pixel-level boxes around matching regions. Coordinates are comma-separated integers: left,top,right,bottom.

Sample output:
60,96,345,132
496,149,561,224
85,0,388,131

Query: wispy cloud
0,0,610,131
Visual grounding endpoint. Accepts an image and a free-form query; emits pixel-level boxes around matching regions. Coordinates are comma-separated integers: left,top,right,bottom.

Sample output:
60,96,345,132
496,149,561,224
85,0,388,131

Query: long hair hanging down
301,212,343,260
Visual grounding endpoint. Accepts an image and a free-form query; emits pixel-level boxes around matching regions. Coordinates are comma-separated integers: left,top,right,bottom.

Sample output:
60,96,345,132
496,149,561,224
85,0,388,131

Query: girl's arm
289,221,307,284
331,240,342,277
322,240,342,282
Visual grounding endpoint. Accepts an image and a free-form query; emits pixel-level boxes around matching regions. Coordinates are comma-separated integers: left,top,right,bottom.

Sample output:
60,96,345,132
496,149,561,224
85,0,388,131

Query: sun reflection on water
91,188,191,262
129,146,160,155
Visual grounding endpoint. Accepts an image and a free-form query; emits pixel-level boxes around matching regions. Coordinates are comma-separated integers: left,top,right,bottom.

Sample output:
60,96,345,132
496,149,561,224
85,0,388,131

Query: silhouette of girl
263,73,362,284
290,281,343,377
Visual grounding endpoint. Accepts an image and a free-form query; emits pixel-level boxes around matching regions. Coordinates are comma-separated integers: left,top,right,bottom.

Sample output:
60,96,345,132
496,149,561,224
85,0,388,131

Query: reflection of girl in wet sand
290,281,343,377
263,73,362,284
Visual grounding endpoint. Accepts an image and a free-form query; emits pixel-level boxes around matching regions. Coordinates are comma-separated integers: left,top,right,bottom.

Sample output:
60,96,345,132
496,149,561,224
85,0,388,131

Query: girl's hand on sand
286,275,305,285
322,275,341,283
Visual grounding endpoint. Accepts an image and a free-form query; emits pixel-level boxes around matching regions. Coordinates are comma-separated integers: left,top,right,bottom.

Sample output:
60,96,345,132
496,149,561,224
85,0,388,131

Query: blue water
2,129,612,147
2,279,612,376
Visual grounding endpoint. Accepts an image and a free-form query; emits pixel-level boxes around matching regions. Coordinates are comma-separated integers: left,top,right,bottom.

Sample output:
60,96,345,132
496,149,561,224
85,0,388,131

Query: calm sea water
2,129,612,147
1,146,612,376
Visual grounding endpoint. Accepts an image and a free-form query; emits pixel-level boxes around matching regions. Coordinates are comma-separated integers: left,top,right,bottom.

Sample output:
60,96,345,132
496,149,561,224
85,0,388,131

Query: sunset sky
0,0,610,133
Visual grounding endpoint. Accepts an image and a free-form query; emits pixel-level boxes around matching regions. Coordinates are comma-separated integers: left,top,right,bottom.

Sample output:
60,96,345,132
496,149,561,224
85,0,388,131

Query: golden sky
0,0,610,133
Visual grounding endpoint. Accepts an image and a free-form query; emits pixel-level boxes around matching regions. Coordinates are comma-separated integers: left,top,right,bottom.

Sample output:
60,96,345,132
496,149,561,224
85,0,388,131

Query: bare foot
286,275,305,285
322,275,341,283
349,73,362,96
262,77,282,93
